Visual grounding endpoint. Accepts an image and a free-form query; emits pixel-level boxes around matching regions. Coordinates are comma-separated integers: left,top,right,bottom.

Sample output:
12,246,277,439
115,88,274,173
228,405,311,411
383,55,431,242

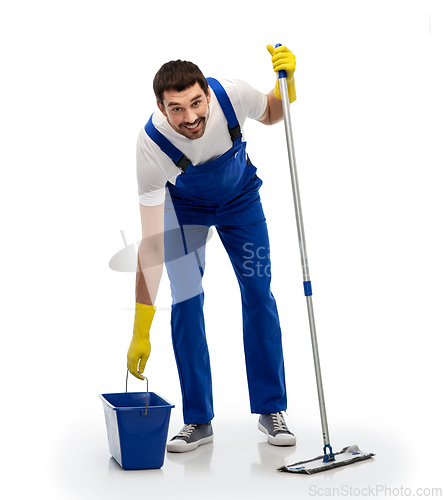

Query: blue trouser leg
216,219,287,414
170,293,214,424
164,197,214,424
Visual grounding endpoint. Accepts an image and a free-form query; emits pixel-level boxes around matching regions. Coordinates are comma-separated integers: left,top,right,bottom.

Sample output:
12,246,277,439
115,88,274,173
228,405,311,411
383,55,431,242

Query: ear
206,88,211,104
157,100,167,118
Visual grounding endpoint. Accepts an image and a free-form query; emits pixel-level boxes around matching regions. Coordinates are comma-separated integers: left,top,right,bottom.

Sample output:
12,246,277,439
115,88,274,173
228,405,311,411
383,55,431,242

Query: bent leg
217,219,287,414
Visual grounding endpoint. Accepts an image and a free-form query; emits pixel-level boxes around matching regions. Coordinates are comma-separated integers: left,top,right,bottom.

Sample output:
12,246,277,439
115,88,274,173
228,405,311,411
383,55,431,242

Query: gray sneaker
258,412,296,446
167,422,214,453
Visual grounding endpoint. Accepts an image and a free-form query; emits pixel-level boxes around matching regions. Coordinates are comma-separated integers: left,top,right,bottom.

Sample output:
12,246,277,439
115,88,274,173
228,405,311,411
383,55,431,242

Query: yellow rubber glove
267,44,296,103
127,303,156,380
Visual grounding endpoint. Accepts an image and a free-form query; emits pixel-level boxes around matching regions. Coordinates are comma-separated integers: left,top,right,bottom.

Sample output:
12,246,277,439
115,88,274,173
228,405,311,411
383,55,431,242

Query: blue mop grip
303,281,313,297
275,43,287,79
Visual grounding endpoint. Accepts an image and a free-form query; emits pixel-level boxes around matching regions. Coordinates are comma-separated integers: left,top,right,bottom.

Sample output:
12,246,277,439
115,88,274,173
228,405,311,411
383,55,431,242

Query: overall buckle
176,155,191,173
229,124,242,142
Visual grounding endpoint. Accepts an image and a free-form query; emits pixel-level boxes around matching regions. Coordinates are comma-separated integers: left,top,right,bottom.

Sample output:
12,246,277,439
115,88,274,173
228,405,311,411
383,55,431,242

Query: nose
183,108,198,124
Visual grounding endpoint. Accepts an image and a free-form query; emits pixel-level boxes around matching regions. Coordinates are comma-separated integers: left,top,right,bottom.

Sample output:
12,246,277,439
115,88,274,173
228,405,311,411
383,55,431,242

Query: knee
166,253,204,304
241,274,274,305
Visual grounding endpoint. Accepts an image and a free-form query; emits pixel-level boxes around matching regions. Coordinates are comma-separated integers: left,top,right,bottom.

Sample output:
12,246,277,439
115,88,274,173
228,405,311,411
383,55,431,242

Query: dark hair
153,60,209,106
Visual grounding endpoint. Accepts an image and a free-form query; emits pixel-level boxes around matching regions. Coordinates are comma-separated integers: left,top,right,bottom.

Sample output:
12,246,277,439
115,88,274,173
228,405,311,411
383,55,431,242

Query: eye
172,107,181,113
192,100,201,107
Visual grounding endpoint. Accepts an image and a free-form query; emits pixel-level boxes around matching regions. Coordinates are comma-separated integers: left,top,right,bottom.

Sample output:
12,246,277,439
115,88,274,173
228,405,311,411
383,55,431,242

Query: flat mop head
278,445,375,474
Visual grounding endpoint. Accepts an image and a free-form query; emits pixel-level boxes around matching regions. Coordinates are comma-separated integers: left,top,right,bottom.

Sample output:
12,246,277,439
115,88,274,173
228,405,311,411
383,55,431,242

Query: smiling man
127,45,297,453
158,82,211,139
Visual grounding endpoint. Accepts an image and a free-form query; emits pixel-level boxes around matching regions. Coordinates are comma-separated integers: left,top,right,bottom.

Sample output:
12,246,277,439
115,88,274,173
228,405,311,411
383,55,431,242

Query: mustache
182,118,204,127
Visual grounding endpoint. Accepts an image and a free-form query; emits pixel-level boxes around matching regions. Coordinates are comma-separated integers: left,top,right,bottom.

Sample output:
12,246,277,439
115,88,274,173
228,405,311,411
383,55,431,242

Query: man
127,45,297,453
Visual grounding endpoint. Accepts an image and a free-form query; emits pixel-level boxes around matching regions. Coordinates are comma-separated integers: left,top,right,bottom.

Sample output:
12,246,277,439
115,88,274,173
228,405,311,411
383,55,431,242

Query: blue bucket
99,389,174,470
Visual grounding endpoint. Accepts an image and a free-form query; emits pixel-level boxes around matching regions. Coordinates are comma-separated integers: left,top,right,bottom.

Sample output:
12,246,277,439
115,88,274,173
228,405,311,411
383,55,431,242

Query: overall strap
206,77,242,146
144,79,242,172
144,115,192,173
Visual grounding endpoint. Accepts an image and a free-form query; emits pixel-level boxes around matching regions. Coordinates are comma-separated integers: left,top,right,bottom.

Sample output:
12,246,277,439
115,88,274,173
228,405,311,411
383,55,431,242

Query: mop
274,44,375,474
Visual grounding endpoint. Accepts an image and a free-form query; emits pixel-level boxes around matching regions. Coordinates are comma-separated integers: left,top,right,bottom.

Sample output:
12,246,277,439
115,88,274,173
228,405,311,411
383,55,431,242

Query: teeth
185,121,200,129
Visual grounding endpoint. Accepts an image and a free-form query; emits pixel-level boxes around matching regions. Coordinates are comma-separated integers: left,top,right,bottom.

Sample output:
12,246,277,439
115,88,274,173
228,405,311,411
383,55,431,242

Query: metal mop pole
276,44,334,462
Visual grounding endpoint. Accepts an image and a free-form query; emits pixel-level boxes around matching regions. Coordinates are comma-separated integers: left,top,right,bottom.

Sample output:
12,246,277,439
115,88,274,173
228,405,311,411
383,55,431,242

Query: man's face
158,82,211,140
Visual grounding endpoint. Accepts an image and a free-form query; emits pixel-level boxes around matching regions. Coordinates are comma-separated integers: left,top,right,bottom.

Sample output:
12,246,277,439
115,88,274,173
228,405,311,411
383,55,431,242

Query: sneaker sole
167,435,214,453
257,422,296,446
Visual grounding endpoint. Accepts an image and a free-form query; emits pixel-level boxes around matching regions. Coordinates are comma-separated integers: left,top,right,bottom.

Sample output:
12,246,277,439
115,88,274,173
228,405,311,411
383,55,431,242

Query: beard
169,104,210,140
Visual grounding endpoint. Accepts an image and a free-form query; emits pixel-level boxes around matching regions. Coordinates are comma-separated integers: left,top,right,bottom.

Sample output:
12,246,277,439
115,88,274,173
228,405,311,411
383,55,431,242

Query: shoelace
176,424,197,438
271,412,290,433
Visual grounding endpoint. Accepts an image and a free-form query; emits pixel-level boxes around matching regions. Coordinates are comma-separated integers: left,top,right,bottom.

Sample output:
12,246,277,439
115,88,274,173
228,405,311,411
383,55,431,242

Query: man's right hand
127,302,156,380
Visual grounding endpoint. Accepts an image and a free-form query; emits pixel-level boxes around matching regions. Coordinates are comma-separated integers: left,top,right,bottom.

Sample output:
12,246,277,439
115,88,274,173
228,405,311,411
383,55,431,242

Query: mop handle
275,44,332,451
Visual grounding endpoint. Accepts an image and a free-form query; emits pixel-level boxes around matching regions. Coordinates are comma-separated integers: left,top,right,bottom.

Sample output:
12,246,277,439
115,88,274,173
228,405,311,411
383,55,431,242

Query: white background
1,1,442,498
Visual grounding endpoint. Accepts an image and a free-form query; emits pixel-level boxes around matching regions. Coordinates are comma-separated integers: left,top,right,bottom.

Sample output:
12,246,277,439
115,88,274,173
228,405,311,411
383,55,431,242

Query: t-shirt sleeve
136,128,170,206
232,79,267,121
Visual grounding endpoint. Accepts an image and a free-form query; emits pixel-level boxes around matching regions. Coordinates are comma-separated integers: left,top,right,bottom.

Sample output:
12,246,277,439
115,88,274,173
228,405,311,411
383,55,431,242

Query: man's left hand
267,45,296,103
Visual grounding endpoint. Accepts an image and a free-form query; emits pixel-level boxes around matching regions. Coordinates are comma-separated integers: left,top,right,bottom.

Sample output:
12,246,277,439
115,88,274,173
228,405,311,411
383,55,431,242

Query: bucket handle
126,369,149,415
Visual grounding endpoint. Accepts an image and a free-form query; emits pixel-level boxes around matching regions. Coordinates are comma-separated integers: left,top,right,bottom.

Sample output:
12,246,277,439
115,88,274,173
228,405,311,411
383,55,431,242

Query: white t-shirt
137,78,267,207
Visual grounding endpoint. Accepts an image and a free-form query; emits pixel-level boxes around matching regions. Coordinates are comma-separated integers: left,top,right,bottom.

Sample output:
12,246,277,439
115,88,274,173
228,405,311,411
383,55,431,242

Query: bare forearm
135,241,164,305
258,90,284,126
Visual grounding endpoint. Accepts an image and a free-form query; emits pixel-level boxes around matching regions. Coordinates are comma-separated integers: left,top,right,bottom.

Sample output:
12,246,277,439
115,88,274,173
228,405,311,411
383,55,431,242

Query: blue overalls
145,78,287,424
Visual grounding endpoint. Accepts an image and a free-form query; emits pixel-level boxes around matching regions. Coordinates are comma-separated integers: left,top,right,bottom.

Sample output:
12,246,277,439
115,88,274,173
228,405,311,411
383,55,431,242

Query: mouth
183,119,203,132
